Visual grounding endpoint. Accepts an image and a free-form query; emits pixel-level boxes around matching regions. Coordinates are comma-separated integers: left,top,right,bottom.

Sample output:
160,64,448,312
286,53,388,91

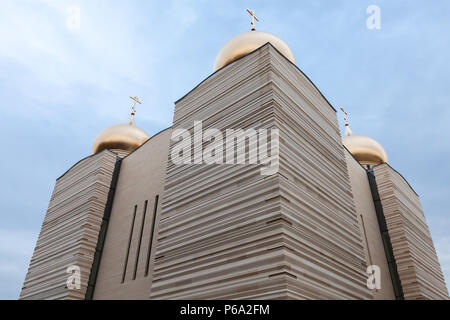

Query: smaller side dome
92,96,150,155
213,30,296,71
343,134,388,165
92,122,149,155
340,107,388,165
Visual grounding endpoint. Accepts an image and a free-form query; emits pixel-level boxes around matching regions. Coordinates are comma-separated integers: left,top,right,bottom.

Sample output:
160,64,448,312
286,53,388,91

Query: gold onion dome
213,9,296,71
341,109,388,165
92,97,150,155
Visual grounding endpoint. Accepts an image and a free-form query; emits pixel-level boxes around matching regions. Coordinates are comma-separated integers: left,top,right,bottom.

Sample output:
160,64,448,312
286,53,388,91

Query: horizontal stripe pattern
20,151,117,299
374,164,449,300
150,44,370,299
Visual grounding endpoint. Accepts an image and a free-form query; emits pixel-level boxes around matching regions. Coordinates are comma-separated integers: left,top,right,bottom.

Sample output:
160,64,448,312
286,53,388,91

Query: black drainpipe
367,168,404,300
85,157,122,300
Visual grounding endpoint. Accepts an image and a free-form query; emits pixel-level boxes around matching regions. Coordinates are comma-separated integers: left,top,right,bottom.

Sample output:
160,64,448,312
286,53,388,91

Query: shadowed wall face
345,150,395,299
92,129,171,299
20,151,118,300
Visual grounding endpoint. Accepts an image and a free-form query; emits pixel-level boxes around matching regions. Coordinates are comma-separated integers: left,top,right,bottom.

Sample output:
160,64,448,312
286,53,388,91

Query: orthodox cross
130,96,142,117
129,96,142,123
246,9,259,31
340,107,349,127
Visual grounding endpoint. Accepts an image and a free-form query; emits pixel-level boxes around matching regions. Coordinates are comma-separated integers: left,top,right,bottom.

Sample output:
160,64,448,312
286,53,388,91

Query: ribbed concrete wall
20,150,117,299
345,151,395,299
150,44,370,299
373,164,448,300
92,129,172,299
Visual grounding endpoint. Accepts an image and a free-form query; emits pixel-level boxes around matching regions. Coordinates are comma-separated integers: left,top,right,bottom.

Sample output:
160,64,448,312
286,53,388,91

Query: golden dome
213,30,296,71
92,97,150,155
92,122,150,155
342,126,388,165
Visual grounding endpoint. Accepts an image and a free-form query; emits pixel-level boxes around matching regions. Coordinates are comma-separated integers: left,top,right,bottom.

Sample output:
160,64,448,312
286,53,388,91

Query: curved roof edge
56,149,117,181
56,126,172,181
373,162,419,198
175,42,337,113
343,146,418,198
121,126,172,160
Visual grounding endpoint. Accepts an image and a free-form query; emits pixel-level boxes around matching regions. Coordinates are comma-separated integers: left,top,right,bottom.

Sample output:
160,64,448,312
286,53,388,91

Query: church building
20,12,448,300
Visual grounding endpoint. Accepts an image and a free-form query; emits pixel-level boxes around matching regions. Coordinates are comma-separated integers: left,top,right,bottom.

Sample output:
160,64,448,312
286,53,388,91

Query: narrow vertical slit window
145,195,159,277
122,205,137,283
133,200,148,280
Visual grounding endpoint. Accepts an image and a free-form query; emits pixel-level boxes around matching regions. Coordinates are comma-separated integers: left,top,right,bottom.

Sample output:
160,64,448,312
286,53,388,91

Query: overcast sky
0,0,449,299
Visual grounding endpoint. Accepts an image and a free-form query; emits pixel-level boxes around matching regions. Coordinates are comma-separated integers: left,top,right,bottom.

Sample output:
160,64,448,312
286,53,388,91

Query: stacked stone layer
374,164,448,300
150,44,370,299
20,151,117,299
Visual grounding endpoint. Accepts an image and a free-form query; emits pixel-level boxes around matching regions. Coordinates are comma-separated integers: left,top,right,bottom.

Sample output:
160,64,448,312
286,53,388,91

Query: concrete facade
20,44,448,300
373,164,448,299
92,128,172,299
150,44,370,299
345,150,395,299
20,150,118,299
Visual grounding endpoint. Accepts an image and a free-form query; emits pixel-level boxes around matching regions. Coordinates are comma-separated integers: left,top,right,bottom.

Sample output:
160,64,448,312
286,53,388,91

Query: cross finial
340,107,349,127
129,96,142,124
246,8,259,31
340,106,353,136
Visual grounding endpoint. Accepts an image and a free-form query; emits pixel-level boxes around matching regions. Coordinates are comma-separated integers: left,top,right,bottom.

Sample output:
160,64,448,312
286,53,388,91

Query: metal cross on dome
129,96,142,116
340,107,349,127
128,96,142,124
246,8,259,31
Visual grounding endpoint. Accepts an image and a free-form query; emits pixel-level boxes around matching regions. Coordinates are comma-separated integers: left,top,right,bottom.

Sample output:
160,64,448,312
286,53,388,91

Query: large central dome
213,30,296,71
